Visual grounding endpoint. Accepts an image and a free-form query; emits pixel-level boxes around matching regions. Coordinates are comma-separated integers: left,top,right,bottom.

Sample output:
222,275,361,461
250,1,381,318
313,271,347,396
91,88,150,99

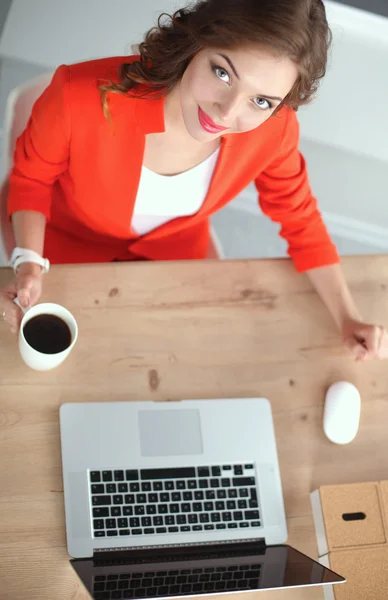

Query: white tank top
131,147,220,235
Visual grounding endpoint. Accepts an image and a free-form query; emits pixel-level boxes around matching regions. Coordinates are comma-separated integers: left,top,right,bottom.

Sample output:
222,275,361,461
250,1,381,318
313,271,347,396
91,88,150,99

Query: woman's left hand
342,318,388,361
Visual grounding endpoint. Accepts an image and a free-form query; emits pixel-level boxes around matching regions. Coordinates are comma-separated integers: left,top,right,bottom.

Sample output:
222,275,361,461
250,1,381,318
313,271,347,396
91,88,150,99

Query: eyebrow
217,53,284,102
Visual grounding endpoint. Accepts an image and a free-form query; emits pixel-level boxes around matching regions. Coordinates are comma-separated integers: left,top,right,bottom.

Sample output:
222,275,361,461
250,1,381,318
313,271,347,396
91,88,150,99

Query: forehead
198,45,299,97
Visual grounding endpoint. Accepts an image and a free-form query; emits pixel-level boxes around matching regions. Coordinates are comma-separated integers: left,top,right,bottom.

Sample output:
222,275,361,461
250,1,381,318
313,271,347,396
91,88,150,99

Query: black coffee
23,314,72,354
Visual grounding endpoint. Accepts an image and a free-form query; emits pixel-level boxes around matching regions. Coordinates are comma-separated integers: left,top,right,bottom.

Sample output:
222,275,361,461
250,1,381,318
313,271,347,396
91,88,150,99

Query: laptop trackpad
139,409,203,457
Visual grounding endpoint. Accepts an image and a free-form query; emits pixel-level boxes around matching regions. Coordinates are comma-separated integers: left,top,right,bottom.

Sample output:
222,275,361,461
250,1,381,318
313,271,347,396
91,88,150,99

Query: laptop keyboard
93,563,262,599
89,465,261,539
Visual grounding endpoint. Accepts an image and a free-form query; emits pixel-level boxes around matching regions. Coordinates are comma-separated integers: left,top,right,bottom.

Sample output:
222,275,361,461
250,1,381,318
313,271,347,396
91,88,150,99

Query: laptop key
199,514,209,523
188,480,196,489
144,528,155,534
123,506,133,516
206,490,215,500
188,514,198,524
233,477,255,487
233,511,243,521
148,493,158,503
216,523,226,529
183,492,193,501
228,523,238,528
165,516,175,525
180,526,190,532
130,483,140,492
217,490,227,499
249,499,259,509
94,531,106,537
141,467,196,480
146,505,157,515
142,482,152,492
168,526,179,533
238,500,248,509
102,471,113,482
204,524,214,530
91,484,104,494
132,529,142,535
130,518,140,527
222,512,232,521
234,466,243,475
93,495,111,505
113,495,123,505
210,479,220,488
158,504,168,514
125,494,135,504
135,506,145,515
153,482,163,491
182,503,191,513
216,501,225,511
118,518,128,528
212,466,221,476
245,510,260,520
171,493,181,502
239,522,249,528
93,519,104,529
93,507,109,517
90,471,101,482
107,530,118,536
228,489,237,498
156,527,167,533
176,481,186,490
114,470,124,481
193,502,202,512
221,478,231,487
142,517,152,527
119,529,130,536
199,480,209,489
211,513,221,522
160,493,170,503
239,488,249,498
137,493,147,503
165,481,174,490
126,470,139,481
198,467,210,477
106,518,116,528
204,502,214,511
252,521,261,527
177,515,187,524
118,483,128,493
107,484,117,494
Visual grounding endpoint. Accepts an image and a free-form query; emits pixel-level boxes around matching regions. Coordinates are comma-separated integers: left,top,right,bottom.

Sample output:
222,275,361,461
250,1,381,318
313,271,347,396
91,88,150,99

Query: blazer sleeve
254,108,339,272
7,65,71,220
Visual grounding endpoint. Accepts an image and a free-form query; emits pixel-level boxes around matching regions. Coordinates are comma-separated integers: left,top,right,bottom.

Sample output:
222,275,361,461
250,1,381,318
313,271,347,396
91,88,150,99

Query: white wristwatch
9,247,50,274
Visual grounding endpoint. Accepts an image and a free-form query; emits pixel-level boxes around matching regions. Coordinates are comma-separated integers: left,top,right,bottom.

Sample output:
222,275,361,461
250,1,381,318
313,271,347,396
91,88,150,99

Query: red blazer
7,56,339,270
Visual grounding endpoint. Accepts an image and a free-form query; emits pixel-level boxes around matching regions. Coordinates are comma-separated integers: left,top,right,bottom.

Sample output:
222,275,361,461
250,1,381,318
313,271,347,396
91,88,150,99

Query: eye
253,97,273,110
213,65,230,84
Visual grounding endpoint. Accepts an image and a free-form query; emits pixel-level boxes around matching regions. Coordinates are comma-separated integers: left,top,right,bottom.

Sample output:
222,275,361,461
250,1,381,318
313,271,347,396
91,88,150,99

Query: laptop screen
71,543,345,599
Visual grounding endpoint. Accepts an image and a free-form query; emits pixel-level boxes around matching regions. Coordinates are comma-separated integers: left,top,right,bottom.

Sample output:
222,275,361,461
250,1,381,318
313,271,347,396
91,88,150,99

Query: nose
214,94,241,127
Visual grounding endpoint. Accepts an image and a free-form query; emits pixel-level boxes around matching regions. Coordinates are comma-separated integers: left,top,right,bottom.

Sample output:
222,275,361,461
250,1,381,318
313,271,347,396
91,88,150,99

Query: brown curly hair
100,0,331,117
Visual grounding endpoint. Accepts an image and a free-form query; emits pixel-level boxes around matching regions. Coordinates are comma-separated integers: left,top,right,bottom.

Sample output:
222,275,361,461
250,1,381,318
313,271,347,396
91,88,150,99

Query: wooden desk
1,257,388,600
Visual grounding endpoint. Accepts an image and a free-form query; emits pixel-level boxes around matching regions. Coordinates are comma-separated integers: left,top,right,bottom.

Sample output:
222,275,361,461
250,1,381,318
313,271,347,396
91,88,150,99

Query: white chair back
0,72,53,266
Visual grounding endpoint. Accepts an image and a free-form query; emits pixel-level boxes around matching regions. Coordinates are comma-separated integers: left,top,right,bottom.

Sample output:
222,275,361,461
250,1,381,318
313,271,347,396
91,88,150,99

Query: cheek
238,111,272,132
185,68,218,104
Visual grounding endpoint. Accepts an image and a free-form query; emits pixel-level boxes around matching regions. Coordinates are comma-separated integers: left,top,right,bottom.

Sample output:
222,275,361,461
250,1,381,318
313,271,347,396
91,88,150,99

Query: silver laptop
59,398,345,599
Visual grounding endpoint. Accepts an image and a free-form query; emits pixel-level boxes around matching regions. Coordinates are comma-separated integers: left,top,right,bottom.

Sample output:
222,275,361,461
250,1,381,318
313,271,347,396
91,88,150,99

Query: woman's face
178,45,299,142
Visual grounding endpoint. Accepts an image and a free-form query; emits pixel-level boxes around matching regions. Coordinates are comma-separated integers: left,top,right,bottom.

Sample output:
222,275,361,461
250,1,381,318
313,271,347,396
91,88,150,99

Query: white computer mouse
323,381,361,444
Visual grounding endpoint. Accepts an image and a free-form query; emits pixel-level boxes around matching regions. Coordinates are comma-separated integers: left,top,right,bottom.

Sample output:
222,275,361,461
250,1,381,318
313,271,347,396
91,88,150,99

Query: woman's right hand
0,263,43,333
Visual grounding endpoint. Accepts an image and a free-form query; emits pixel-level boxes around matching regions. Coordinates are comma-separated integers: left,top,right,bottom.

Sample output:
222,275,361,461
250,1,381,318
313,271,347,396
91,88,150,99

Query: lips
198,106,228,134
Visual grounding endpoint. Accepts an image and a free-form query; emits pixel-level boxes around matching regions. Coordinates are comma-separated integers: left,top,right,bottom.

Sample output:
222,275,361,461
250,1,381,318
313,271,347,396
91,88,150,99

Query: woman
1,0,387,360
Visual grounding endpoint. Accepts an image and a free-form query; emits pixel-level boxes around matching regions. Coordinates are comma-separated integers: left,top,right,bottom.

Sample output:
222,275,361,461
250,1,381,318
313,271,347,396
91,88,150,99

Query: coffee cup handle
13,297,30,314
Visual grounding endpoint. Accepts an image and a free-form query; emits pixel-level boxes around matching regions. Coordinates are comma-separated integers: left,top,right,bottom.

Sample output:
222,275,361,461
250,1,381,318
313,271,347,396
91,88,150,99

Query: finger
16,274,36,308
345,336,369,362
0,297,22,334
376,326,388,360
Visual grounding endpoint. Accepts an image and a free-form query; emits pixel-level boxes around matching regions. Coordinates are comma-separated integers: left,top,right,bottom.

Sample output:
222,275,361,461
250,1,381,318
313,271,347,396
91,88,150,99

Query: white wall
0,0,182,68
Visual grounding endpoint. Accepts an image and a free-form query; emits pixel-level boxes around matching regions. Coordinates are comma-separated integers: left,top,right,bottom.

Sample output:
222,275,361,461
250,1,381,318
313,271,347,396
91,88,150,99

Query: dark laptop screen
71,543,345,599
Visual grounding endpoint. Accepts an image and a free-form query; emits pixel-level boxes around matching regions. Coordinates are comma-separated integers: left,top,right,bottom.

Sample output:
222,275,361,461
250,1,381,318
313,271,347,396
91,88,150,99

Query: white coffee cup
18,302,78,371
